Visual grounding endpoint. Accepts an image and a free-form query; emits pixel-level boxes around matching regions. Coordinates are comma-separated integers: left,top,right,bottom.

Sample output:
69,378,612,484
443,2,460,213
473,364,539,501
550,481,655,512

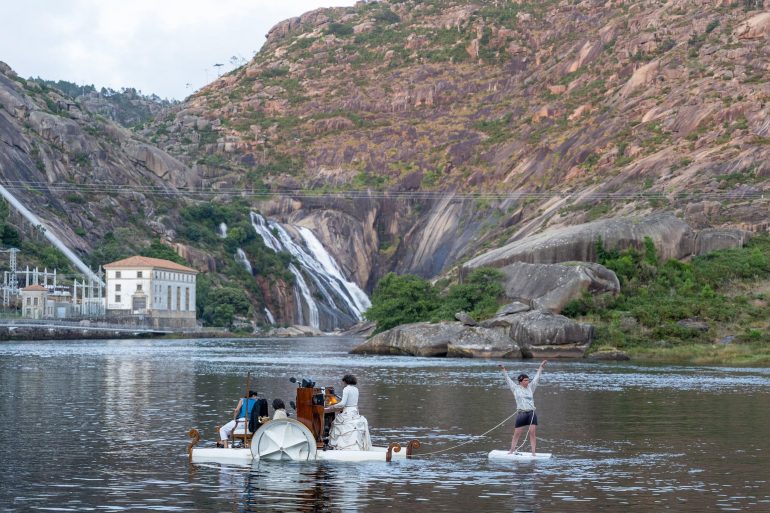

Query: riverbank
621,342,770,366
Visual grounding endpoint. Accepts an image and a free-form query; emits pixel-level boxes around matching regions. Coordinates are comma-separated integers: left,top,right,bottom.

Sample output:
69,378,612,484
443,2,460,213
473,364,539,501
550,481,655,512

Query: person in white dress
326,374,371,451
272,398,288,420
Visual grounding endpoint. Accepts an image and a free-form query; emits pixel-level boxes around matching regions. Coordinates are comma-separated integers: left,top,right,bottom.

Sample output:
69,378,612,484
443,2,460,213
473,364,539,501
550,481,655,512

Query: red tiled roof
103,256,197,273
21,284,47,292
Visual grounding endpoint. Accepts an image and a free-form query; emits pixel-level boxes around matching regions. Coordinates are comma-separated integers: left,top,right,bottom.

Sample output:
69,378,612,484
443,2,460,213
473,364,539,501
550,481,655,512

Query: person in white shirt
325,374,371,451
499,360,547,456
272,398,288,420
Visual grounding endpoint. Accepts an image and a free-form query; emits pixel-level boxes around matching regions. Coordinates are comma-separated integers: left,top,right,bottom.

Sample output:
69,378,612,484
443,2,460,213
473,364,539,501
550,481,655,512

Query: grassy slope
569,236,770,365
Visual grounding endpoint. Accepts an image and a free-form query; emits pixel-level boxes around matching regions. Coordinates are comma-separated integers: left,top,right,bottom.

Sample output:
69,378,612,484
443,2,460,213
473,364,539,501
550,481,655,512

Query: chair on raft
217,398,269,448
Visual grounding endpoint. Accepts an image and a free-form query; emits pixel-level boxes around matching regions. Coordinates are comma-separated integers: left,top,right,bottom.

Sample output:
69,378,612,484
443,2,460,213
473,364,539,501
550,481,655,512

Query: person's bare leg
529,425,537,456
509,427,524,453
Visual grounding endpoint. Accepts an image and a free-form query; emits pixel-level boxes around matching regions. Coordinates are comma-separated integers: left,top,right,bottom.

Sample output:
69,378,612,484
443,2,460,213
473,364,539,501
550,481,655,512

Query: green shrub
365,273,439,333
364,267,505,333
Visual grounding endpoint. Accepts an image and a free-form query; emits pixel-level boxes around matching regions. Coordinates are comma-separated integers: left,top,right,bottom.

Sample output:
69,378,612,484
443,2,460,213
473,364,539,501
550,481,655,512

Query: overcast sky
0,0,357,100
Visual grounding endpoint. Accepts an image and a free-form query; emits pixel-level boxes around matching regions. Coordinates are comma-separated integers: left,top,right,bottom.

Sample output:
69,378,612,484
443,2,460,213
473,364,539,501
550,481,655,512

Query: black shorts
515,410,538,428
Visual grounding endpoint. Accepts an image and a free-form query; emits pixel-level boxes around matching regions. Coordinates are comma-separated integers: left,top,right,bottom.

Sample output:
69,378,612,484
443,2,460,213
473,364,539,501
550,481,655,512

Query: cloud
0,0,356,99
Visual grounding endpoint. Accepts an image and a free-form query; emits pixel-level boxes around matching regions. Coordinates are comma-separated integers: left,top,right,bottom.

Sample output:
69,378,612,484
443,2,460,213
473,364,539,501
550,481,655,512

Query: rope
512,409,536,453
410,411,519,457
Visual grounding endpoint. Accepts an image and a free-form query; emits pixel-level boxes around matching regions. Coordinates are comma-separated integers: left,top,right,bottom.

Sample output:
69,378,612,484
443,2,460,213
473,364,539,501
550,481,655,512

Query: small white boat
187,377,420,465
488,450,552,461
188,418,417,464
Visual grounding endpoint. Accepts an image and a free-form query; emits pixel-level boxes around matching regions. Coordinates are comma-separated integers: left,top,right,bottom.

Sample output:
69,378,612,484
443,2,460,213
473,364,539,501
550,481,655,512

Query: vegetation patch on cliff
564,235,770,364
364,267,504,333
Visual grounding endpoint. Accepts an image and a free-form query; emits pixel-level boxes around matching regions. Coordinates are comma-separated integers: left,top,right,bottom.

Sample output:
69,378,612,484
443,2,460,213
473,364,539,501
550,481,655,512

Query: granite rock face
351,308,594,359
446,326,521,358
507,309,594,356
694,228,752,256
350,322,465,356
498,261,620,313
464,214,695,269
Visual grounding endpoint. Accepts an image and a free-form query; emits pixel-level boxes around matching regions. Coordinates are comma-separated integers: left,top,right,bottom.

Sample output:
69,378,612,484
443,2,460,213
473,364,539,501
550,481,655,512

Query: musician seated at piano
325,374,372,451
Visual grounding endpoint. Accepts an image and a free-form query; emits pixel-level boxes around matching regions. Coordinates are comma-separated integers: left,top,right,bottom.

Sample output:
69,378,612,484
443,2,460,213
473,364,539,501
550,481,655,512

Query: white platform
488,450,552,461
191,445,407,464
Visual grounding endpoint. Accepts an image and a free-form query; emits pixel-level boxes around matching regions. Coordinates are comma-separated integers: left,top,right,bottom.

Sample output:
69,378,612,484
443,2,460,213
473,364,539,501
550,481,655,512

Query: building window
176,287,181,311
33,298,38,306
115,295,121,302
185,287,190,311
26,297,30,305
116,284,121,292
116,271,121,278
167,286,172,310
137,284,143,292
137,271,143,278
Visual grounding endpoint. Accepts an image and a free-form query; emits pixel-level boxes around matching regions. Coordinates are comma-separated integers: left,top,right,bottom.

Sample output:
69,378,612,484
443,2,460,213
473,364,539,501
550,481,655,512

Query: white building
20,284,47,319
103,256,198,328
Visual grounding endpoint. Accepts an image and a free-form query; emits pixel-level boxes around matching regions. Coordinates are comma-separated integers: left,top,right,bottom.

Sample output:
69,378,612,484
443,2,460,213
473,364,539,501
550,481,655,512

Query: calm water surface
1,337,769,512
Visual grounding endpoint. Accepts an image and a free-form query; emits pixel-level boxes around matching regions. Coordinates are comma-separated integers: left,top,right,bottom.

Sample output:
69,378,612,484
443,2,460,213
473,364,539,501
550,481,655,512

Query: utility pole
1,248,20,307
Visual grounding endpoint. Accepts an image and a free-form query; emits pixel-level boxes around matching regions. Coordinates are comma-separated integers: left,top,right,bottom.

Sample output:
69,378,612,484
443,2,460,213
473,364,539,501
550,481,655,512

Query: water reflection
2,338,770,512
204,462,364,513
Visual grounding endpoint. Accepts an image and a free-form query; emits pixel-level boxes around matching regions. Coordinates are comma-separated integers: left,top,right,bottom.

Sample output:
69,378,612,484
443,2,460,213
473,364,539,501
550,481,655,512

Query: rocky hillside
3,0,770,330
147,0,770,254
31,79,176,128
0,61,193,264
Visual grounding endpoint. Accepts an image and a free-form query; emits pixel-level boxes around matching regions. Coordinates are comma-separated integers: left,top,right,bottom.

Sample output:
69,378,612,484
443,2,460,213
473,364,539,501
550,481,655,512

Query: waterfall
247,212,369,331
289,264,319,329
264,307,275,325
236,249,253,274
218,222,228,238
297,227,371,315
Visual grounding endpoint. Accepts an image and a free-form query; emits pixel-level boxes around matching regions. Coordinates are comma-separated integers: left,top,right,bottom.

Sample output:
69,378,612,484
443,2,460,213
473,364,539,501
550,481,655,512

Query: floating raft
488,450,552,461
188,419,415,464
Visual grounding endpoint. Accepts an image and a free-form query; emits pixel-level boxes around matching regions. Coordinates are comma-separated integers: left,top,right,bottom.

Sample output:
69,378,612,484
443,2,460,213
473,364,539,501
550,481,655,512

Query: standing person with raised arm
499,360,547,456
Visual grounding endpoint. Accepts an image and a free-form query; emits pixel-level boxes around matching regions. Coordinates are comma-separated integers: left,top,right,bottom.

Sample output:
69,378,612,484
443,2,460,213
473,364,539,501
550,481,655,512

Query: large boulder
463,213,695,270
350,322,465,356
446,326,521,358
507,309,594,357
498,261,619,313
695,228,752,256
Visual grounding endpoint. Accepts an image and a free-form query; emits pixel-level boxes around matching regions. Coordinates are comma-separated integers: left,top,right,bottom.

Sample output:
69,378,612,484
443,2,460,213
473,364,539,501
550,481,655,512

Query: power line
0,180,766,202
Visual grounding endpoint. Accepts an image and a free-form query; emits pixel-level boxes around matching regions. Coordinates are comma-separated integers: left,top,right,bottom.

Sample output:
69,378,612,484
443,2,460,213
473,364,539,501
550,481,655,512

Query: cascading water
235,249,253,274
298,227,371,314
218,222,228,238
246,212,370,331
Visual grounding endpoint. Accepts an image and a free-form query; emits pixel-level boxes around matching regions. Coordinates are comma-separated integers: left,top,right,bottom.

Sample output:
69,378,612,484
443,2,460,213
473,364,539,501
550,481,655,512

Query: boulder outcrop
497,261,619,313
350,322,465,356
463,213,695,270
446,326,521,358
507,309,594,357
351,308,594,358
694,228,752,256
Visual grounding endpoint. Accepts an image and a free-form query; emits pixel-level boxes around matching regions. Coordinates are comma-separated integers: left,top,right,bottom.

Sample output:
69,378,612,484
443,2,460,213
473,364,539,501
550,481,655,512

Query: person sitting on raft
499,360,547,456
272,398,288,420
325,374,371,451
218,390,258,448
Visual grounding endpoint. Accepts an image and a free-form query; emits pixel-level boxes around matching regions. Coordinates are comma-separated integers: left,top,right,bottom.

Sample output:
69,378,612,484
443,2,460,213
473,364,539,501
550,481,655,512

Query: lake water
1,337,769,512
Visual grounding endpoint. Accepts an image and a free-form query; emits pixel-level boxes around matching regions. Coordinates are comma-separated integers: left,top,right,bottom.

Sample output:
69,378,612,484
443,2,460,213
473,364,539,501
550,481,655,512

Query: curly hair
342,374,357,385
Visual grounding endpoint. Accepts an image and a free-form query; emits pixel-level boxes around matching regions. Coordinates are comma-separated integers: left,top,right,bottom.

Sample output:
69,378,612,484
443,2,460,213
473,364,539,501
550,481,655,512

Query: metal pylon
2,248,20,307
